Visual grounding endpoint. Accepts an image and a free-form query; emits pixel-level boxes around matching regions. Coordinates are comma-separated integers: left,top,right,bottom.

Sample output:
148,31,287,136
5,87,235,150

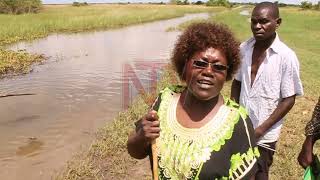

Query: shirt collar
249,33,282,54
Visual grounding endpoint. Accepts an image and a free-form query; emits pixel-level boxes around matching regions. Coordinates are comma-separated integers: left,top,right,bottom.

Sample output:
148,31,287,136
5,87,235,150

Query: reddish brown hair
171,22,240,81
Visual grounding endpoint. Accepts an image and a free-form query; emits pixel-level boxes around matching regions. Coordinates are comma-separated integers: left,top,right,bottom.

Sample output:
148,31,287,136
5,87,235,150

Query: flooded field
0,13,209,179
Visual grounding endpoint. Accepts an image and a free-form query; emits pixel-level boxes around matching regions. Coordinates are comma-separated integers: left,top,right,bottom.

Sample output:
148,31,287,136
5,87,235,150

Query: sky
42,0,318,5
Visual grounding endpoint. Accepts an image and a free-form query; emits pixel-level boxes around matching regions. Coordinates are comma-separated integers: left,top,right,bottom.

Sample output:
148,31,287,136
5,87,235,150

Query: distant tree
195,0,204,5
72,2,80,6
315,1,320,10
72,1,89,7
278,3,287,7
301,1,312,9
183,0,189,5
0,0,42,14
169,0,189,5
206,0,231,7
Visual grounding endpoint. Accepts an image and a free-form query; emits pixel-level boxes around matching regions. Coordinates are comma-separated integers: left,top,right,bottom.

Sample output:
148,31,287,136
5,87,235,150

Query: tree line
0,0,42,14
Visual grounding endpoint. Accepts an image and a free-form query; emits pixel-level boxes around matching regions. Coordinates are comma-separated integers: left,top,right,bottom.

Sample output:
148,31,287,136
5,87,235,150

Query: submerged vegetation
0,49,44,77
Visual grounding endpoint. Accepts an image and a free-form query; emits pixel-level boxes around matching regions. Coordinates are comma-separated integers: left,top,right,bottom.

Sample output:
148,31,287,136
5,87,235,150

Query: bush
169,0,189,5
194,0,204,5
278,3,287,7
206,0,231,7
0,0,42,14
315,1,320,10
301,1,312,9
72,1,88,7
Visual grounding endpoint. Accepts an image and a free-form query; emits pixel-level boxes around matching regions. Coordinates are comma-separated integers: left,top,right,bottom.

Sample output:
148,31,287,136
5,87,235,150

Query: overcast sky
42,0,318,5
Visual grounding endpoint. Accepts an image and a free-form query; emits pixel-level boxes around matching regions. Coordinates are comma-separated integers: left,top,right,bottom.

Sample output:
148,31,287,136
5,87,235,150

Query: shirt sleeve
280,52,304,98
305,97,320,136
234,65,242,81
234,41,247,81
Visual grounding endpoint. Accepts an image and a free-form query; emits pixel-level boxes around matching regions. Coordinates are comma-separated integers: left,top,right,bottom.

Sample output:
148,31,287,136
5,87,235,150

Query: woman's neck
179,90,223,122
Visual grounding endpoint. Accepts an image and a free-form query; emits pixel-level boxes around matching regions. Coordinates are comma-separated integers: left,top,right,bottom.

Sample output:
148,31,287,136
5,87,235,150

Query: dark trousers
255,142,277,180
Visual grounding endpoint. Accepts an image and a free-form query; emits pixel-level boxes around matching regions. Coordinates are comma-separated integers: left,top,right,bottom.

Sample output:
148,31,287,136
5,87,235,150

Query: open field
0,4,226,77
55,6,320,180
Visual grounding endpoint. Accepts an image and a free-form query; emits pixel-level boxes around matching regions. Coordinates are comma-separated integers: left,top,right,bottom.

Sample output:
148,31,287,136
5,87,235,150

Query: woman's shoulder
160,85,185,94
224,97,248,121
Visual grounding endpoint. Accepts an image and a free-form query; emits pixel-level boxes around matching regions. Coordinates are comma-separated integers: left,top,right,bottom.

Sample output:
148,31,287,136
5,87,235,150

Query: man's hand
254,126,265,139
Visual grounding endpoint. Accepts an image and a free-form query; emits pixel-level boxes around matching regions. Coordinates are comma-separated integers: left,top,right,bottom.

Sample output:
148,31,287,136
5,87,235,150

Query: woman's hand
137,110,160,143
127,110,160,159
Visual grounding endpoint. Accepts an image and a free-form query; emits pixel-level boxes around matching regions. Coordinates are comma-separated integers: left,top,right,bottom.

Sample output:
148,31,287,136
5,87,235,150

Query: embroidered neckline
168,93,231,138
156,86,241,179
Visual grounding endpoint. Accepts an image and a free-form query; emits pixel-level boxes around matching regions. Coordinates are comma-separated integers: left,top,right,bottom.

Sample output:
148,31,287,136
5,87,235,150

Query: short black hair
254,1,280,18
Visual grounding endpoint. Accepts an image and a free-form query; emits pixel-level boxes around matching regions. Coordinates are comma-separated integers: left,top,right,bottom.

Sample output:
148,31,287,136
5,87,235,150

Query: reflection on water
0,13,209,179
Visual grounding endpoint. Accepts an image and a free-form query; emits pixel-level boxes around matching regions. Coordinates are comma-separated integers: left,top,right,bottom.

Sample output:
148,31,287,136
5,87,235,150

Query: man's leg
255,142,277,180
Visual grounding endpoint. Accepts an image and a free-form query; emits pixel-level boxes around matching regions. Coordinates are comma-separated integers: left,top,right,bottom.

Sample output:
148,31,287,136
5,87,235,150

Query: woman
127,22,259,179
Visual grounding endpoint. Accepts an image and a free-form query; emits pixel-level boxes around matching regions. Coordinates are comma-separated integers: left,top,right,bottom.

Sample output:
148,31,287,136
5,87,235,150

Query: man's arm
255,95,296,139
231,79,241,104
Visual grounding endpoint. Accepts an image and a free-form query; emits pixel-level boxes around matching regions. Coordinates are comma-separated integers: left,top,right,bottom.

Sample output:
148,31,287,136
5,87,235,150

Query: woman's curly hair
171,22,240,81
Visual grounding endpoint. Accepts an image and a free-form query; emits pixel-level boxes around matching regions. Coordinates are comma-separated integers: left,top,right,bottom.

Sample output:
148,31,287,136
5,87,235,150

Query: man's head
251,2,282,41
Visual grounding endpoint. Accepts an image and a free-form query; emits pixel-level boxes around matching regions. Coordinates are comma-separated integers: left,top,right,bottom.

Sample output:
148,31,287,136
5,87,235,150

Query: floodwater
0,13,209,179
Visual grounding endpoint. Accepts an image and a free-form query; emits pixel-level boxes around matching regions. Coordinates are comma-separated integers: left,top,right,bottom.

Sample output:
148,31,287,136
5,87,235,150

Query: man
231,2,303,179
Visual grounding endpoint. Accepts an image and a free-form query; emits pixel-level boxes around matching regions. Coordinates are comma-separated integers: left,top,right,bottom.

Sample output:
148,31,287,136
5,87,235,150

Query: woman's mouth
197,79,214,89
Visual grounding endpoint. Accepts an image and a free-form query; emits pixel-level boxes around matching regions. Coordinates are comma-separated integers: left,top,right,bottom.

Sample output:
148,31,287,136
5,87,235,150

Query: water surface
0,13,209,179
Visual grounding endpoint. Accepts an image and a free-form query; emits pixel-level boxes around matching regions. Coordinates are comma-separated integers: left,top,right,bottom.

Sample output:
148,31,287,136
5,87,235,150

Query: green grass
0,4,225,77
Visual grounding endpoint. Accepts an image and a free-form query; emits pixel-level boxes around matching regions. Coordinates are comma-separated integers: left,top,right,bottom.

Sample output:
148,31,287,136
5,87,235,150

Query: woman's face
185,47,228,101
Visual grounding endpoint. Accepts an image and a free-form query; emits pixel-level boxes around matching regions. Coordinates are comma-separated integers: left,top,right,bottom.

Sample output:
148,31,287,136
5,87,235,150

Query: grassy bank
0,4,226,77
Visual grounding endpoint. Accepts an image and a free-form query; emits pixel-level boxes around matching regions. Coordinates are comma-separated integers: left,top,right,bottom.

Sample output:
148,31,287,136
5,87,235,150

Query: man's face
251,7,280,41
